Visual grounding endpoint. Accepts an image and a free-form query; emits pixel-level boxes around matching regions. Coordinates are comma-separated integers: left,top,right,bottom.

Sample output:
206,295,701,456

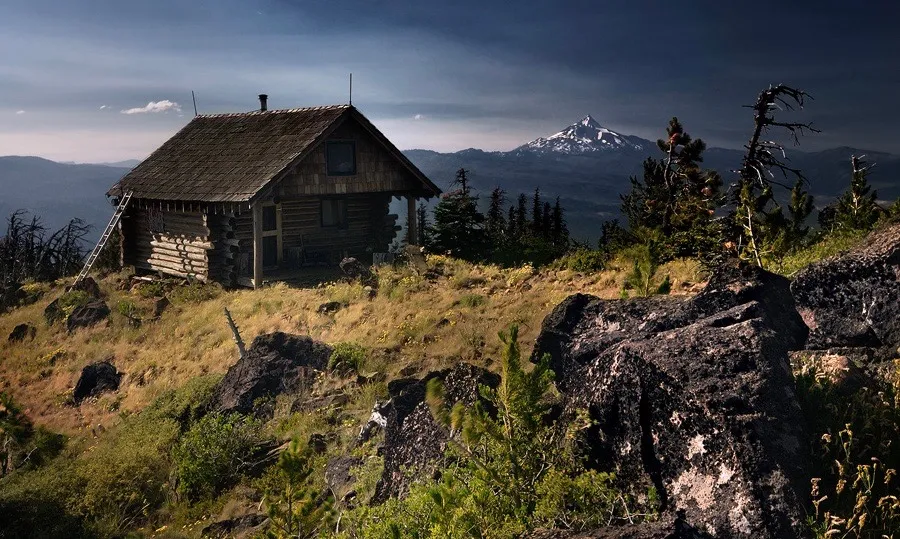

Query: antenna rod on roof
192,90,198,116
349,73,352,106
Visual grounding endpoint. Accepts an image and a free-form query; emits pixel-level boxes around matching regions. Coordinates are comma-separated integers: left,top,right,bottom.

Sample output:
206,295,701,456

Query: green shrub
458,293,486,308
172,412,262,501
136,280,167,299
261,437,334,538
57,290,91,317
328,342,368,374
549,249,607,273
167,281,222,304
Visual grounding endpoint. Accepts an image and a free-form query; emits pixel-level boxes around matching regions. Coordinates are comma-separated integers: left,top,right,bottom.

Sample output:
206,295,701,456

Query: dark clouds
2,0,899,161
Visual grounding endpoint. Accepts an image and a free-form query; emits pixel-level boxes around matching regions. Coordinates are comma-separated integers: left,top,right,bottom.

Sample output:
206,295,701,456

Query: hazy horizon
3,1,900,162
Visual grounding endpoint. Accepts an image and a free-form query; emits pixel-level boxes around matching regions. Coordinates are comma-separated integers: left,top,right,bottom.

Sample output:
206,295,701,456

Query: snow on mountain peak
517,115,645,155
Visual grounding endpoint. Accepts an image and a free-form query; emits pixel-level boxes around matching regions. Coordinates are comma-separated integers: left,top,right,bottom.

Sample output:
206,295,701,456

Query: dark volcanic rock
66,301,110,332
528,515,712,538
70,276,102,299
211,332,331,416
370,362,500,502
532,263,809,539
339,257,376,287
73,361,121,403
200,513,267,539
791,223,900,351
7,323,36,342
317,301,345,315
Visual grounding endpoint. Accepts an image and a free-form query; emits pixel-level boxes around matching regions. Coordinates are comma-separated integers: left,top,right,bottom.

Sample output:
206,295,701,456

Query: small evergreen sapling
262,438,335,539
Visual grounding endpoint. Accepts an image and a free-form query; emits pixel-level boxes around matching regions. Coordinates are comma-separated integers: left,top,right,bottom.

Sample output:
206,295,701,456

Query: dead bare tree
0,210,91,301
731,84,819,267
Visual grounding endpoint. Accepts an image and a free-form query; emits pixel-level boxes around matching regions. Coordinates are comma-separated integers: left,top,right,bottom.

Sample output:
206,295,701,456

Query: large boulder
532,263,809,539
791,223,900,351
70,276,102,299
66,301,110,332
7,323,36,343
211,332,332,416
369,362,500,502
73,361,122,403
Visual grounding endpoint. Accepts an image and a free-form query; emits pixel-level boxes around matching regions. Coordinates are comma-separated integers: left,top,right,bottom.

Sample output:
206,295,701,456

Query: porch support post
407,195,418,246
252,201,263,289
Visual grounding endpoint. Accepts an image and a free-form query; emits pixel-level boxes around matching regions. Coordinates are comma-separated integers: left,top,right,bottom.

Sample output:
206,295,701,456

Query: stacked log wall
122,208,211,281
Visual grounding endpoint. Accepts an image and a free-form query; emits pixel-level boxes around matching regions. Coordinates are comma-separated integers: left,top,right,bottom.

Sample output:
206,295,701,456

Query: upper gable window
326,141,356,176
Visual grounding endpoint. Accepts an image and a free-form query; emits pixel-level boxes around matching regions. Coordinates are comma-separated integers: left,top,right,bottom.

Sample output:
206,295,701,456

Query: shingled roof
108,105,439,203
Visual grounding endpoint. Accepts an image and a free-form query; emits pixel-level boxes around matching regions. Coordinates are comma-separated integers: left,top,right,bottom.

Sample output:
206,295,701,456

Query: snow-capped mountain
517,115,649,154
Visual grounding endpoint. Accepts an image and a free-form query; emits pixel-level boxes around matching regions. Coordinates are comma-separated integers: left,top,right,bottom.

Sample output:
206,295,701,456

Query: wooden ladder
72,191,133,287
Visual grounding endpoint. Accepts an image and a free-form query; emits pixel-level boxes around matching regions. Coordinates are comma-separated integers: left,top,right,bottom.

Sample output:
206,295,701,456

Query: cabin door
261,203,282,268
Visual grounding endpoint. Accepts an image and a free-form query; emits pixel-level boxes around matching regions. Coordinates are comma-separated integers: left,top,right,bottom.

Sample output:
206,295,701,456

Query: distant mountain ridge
403,115,900,241
3,116,899,242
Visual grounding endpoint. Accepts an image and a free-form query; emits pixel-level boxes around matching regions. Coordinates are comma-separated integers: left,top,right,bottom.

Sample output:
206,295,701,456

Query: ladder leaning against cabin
71,191,133,287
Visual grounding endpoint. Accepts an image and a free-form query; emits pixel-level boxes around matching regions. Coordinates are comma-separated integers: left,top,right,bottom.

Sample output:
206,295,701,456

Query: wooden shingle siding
275,121,420,197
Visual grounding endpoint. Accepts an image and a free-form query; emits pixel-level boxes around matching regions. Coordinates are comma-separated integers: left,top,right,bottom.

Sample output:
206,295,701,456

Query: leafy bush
136,280,167,299
172,412,262,501
57,289,91,318
328,342,368,374
549,248,607,273
167,281,222,304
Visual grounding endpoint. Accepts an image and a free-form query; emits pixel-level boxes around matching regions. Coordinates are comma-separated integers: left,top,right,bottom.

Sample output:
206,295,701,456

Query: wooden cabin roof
108,105,440,203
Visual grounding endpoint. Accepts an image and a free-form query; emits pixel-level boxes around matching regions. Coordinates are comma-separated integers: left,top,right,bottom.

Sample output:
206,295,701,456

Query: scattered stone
70,276,102,299
66,301,111,332
532,262,809,539
370,363,500,502
326,455,364,502
7,323,36,343
792,223,900,351
211,332,332,416
340,257,377,287
200,514,267,539
43,298,62,325
308,433,328,454
290,391,349,414
317,301,345,315
363,285,377,299
152,296,170,318
73,360,121,403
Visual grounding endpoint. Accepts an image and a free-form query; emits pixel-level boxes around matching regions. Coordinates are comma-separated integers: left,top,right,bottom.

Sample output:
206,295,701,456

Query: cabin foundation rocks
368,363,500,503
532,263,810,539
791,223,900,352
73,360,122,403
211,331,332,416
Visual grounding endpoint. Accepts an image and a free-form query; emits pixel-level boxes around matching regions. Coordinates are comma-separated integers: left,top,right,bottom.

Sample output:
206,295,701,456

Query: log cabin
107,96,441,288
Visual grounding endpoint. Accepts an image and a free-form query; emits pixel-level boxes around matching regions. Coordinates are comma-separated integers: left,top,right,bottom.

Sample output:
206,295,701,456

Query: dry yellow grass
0,256,703,436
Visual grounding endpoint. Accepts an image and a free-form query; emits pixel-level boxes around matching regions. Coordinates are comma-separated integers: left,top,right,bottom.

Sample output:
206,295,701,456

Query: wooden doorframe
251,200,283,289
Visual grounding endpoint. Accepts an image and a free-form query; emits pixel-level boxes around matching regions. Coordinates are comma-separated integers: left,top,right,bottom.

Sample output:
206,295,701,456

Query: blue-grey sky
2,0,899,162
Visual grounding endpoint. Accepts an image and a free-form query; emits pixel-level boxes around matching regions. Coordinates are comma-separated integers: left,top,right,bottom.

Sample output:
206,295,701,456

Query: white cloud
15,110,25,115
413,114,424,120
99,105,108,110
120,100,182,115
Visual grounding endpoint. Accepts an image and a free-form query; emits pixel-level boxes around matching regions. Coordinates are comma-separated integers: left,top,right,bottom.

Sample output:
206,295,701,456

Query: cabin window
321,198,347,228
326,141,356,175
262,205,277,232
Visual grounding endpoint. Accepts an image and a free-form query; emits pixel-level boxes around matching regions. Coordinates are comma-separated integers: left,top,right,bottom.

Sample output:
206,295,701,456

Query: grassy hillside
0,256,702,438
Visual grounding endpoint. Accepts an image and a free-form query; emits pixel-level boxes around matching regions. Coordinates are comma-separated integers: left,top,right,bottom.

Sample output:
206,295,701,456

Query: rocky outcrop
340,257,377,287
200,514,267,539
369,363,500,502
70,276,102,299
791,223,900,352
211,332,332,416
7,323,36,342
532,263,809,539
66,301,110,332
73,361,121,403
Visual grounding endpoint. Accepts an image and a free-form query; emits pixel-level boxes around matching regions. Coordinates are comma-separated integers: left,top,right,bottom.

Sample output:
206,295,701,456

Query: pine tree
531,188,542,235
834,155,880,231
417,201,431,248
785,178,814,248
486,187,507,247
542,202,552,239
507,205,518,239
620,117,722,260
551,197,568,246
430,169,486,261
262,438,334,539
516,194,528,239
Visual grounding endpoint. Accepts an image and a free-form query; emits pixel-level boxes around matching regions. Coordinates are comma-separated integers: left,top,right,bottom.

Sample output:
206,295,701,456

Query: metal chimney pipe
258,94,268,112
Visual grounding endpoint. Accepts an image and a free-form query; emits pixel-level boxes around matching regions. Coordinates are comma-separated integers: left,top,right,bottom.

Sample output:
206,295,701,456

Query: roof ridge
195,104,351,119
